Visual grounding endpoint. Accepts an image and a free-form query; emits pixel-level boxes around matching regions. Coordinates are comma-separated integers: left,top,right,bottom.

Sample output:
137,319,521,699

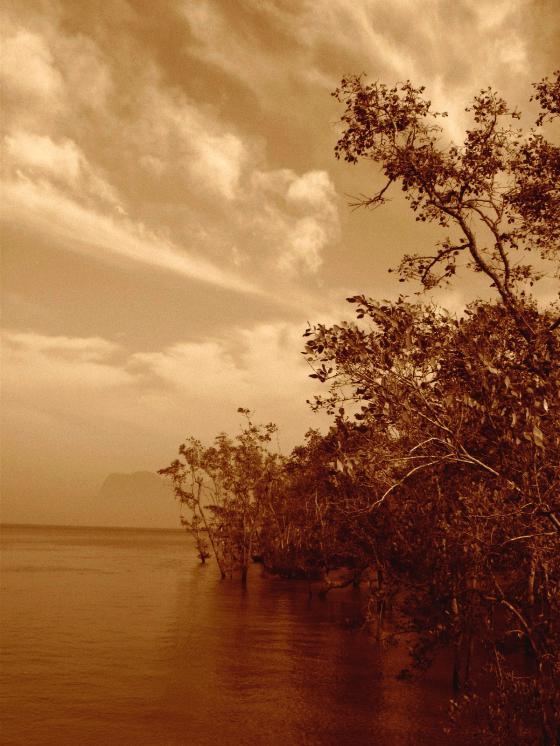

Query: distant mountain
96,471,180,528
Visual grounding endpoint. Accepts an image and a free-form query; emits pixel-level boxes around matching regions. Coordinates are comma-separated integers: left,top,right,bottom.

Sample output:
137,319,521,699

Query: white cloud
2,331,131,391
2,20,113,121
1,28,63,101
2,323,324,450
180,0,418,99
133,340,243,397
190,131,246,200
429,288,468,317
5,332,119,360
494,34,527,73
287,170,336,210
278,217,327,274
465,0,520,30
4,132,123,210
1,12,340,293
5,132,81,181
132,322,312,403
188,0,531,149
133,84,249,201
126,321,328,448
247,168,339,276
300,0,417,80
181,1,275,97
1,176,260,294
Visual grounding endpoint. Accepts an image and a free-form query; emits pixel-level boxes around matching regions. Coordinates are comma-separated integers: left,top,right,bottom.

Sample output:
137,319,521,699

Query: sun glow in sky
1,0,558,526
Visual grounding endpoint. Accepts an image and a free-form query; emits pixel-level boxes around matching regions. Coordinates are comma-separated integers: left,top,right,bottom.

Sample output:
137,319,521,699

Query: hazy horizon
0,521,183,530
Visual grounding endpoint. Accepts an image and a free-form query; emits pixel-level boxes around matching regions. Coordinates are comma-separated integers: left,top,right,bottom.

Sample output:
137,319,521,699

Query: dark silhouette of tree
332,71,559,339
304,297,559,742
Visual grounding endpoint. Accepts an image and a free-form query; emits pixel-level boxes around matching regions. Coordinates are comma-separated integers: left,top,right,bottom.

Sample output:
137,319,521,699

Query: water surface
1,525,450,745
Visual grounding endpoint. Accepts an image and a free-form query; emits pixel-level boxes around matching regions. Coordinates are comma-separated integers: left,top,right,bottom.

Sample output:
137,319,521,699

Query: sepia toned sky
1,0,558,526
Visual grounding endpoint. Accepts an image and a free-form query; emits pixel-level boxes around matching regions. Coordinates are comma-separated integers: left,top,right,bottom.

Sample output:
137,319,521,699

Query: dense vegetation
160,73,559,745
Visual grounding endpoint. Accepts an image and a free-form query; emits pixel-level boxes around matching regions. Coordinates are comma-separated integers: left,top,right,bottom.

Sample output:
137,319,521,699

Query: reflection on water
1,525,450,745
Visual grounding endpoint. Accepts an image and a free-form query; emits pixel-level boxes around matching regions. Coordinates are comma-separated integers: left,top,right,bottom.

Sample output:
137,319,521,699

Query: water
1,525,451,745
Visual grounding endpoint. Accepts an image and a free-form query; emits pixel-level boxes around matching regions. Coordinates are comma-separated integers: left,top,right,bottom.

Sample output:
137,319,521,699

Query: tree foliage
332,71,560,338
303,297,559,742
159,410,280,585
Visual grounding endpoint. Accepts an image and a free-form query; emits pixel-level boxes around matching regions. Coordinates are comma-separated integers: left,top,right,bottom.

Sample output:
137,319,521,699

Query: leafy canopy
333,71,560,336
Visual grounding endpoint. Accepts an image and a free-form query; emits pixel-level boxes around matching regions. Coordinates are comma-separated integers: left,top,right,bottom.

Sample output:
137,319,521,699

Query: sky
1,0,559,527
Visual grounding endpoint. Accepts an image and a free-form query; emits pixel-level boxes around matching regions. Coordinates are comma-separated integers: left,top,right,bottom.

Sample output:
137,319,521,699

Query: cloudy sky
1,0,558,526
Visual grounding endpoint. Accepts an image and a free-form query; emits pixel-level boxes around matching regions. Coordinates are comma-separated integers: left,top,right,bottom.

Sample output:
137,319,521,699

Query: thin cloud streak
1,177,262,295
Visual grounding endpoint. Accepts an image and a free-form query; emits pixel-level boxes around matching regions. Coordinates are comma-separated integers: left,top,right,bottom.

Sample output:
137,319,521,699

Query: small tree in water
159,409,280,585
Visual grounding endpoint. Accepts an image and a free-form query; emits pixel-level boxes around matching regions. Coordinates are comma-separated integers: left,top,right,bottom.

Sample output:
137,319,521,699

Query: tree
159,410,280,585
260,426,382,595
332,71,560,338
304,298,559,725
296,71,560,743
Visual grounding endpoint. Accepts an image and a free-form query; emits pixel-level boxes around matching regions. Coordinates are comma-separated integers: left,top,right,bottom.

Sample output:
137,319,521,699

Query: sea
0,524,451,745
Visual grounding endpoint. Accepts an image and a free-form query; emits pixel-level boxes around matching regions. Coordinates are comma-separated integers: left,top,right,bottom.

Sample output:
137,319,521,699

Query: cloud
4,132,122,208
181,1,285,99
5,332,118,359
179,0,420,98
1,7,344,300
125,321,331,451
178,0,534,145
0,321,329,526
1,176,260,294
2,331,131,392
287,170,337,210
54,31,113,111
278,217,327,274
87,72,340,282
1,28,63,102
246,168,339,277
5,132,81,182
2,324,324,450
465,0,519,30
190,131,246,201
132,321,313,402
1,25,259,292
132,83,250,201
1,17,112,120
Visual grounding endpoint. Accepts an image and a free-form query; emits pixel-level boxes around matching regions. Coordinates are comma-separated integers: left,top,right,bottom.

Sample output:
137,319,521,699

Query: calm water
1,525,451,745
